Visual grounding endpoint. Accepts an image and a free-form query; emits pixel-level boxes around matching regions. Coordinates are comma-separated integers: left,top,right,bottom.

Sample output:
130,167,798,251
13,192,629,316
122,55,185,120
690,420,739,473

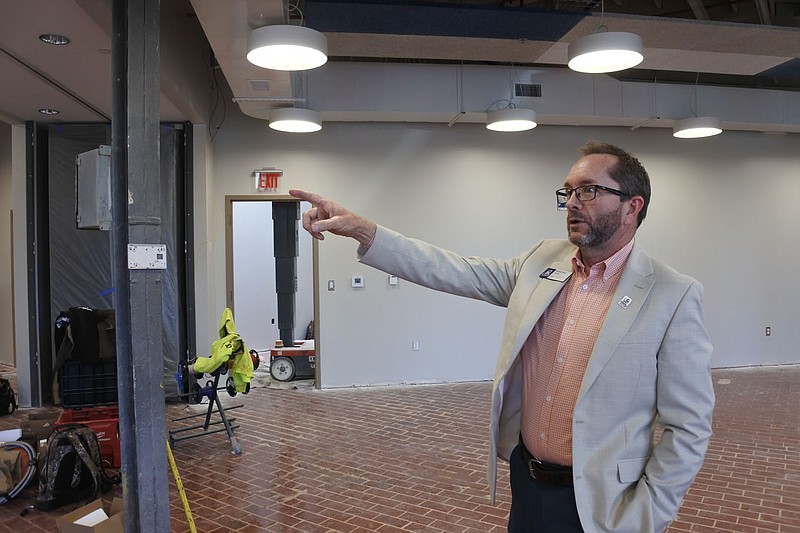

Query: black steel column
111,0,169,531
25,122,49,407
273,201,299,347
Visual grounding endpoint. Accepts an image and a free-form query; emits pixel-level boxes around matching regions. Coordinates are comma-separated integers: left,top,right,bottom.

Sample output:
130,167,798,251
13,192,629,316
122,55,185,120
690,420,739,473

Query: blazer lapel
577,243,655,399
507,257,575,365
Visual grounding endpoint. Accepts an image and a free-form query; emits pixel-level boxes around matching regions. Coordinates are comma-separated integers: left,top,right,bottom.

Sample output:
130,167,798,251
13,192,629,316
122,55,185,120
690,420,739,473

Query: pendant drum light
568,31,643,74
247,25,328,71
486,108,537,132
673,117,722,139
269,108,322,133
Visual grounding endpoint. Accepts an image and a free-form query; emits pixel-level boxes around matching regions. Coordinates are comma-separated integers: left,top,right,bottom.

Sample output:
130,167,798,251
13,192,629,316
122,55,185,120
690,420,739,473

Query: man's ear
625,196,645,225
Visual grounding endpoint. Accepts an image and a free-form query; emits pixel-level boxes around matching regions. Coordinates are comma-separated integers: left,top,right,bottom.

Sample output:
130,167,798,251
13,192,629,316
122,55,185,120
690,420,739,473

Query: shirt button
568,319,575,326
557,357,564,364
546,394,552,402
582,284,589,290
539,433,546,440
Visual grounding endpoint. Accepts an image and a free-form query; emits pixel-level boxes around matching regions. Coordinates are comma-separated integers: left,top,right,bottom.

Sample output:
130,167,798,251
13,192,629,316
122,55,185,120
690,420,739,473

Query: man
289,141,714,533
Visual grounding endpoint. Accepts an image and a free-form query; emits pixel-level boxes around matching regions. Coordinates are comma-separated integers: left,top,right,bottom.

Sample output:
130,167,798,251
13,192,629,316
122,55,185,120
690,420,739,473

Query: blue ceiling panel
758,58,800,80
305,0,584,42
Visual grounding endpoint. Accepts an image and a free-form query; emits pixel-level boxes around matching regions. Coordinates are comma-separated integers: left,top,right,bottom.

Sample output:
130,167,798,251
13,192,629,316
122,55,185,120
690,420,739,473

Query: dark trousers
507,444,584,533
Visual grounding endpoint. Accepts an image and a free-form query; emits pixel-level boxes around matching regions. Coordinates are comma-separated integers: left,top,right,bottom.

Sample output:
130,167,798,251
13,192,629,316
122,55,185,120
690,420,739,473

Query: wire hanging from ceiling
285,0,305,26
206,43,227,142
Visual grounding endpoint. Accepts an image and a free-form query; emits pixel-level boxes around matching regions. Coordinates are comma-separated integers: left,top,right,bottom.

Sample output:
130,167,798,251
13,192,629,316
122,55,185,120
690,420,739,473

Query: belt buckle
527,457,543,480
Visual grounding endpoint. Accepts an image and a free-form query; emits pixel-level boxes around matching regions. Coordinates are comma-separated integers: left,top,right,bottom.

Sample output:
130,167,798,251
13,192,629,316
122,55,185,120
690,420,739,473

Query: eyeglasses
556,184,629,210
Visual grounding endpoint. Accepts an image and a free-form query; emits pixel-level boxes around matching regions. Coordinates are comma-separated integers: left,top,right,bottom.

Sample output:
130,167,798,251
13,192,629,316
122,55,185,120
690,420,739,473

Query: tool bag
0,441,37,504
0,378,16,416
34,423,117,511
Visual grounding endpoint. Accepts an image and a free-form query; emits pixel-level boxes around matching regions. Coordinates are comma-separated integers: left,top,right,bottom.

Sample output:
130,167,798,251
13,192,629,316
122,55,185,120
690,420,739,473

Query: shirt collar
573,238,635,282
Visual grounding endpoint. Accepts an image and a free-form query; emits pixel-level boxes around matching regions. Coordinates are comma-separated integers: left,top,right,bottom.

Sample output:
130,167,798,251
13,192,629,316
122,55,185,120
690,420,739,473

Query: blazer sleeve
358,225,533,307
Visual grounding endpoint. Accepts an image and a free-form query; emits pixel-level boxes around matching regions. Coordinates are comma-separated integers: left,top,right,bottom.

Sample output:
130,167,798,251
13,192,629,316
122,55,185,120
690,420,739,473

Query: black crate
60,359,117,408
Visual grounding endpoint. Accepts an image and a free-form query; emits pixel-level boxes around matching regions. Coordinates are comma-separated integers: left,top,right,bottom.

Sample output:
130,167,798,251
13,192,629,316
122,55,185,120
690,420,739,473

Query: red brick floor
0,364,798,532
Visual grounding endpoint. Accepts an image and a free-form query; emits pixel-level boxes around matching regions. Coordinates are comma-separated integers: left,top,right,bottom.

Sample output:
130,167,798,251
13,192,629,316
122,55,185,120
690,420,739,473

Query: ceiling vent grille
249,79,270,92
515,83,542,98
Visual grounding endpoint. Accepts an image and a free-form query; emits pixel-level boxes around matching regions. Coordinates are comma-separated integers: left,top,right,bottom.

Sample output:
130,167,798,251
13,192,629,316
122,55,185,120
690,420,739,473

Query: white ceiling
1,0,798,128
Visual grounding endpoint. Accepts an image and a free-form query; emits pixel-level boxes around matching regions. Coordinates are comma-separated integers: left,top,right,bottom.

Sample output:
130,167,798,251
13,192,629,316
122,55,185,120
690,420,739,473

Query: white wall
199,112,799,388
192,123,219,349
10,124,31,404
0,121,12,367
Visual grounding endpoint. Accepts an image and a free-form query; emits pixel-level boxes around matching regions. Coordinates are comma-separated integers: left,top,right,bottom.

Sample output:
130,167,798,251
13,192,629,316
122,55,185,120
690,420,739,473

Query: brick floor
0,364,798,532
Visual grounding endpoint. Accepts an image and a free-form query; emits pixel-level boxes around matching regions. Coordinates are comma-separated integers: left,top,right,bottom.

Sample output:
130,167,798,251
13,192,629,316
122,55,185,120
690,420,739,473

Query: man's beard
568,204,623,248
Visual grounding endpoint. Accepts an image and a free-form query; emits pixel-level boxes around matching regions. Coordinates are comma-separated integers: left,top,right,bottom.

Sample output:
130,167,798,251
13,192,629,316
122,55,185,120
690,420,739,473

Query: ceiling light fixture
567,0,643,74
568,31,643,73
486,108,537,132
673,117,723,139
269,108,322,133
673,73,723,139
39,34,70,45
38,108,60,115
247,25,327,71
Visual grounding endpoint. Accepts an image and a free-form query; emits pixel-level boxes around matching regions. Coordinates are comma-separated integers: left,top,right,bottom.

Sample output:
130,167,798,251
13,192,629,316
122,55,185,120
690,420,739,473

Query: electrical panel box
76,145,112,230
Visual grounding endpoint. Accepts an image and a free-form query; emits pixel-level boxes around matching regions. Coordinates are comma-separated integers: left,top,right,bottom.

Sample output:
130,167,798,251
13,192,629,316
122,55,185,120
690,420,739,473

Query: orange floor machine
269,340,315,382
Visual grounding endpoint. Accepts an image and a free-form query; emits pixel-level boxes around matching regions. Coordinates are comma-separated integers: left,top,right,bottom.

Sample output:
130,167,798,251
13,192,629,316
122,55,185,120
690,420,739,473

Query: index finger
289,189,326,206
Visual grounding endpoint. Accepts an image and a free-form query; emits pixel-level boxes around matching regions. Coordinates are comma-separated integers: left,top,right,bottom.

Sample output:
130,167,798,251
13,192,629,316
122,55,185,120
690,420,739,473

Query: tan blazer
360,226,714,533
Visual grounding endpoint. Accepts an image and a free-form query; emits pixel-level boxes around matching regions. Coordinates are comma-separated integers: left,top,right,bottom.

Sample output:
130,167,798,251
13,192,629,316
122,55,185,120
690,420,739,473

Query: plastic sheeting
47,124,186,403
159,125,185,400
48,125,114,319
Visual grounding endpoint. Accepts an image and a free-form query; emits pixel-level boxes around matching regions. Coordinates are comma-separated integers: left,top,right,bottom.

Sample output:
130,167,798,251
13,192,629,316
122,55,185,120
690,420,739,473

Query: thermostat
351,276,364,288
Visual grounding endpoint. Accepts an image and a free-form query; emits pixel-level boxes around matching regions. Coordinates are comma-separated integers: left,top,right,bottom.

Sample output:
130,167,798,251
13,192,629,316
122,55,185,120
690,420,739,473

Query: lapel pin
618,296,632,309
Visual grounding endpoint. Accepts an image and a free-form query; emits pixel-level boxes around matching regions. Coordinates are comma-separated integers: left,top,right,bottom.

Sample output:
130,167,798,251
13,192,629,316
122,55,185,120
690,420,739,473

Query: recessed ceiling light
39,108,60,115
39,34,70,45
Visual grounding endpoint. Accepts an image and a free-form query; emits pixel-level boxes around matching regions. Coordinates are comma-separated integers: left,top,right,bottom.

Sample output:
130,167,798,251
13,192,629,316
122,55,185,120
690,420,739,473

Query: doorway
225,196,317,384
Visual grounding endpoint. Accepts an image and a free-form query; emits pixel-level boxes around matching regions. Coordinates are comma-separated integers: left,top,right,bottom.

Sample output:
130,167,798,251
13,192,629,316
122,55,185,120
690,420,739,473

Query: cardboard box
56,498,124,533
21,412,60,441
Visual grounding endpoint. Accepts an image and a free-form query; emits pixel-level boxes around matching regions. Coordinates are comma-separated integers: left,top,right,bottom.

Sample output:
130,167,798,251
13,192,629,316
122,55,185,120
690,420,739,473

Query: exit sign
254,168,282,191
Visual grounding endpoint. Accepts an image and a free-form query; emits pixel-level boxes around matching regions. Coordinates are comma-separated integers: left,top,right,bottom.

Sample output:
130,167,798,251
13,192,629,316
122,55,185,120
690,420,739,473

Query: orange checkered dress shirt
520,239,634,466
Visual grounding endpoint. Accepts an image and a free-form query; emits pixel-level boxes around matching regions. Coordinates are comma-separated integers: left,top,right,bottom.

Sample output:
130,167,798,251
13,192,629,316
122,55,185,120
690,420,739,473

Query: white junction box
128,244,167,269
76,145,112,230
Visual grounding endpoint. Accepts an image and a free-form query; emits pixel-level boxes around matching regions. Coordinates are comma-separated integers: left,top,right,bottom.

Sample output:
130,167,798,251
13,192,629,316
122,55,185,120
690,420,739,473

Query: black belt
519,441,573,487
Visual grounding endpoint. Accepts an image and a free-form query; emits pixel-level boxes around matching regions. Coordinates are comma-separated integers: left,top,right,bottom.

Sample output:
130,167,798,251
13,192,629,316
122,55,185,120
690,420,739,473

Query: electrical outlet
411,340,420,351
327,280,335,291
766,326,771,336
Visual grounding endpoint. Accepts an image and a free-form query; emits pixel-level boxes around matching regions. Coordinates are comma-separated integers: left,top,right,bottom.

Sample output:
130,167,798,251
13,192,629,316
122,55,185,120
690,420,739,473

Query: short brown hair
578,142,651,227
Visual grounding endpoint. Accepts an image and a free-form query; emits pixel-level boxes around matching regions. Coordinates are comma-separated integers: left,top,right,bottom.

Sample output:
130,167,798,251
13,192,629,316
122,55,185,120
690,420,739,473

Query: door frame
224,194,320,388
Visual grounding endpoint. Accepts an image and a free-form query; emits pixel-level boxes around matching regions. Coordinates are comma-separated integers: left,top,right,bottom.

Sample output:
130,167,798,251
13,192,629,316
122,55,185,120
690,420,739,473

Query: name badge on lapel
540,268,571,283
